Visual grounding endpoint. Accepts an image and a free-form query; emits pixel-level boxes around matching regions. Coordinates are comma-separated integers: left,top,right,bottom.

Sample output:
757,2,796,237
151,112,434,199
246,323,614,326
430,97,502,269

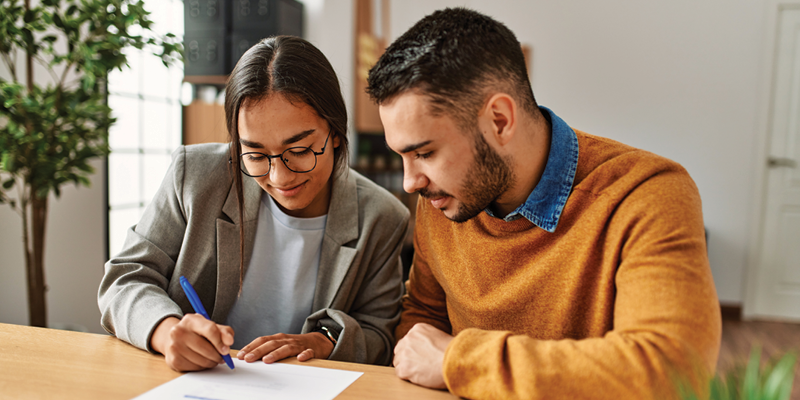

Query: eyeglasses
239,129,332,177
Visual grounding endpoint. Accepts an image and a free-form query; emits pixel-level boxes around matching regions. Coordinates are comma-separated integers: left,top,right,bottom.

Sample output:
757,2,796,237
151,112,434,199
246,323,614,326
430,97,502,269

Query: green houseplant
0,0,181,327
680,348,797,400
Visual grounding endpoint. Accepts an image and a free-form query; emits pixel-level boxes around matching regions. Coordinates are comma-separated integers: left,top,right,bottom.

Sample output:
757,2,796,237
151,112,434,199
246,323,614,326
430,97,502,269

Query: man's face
380,91,514,222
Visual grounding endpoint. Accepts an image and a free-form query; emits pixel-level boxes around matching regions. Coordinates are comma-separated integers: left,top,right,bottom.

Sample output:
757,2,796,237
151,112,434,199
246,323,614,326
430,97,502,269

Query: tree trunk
21,0,46,328
24,188,48,328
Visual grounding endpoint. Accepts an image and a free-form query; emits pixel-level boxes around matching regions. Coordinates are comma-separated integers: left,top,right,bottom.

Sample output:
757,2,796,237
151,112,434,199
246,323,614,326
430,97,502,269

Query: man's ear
481,93,517,147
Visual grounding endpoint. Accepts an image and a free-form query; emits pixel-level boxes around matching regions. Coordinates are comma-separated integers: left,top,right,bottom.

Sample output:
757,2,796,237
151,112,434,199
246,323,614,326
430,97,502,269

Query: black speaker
185,0,230,31
184,30,228,76
231,0,303,35
184,0,231,76
184,0,304,77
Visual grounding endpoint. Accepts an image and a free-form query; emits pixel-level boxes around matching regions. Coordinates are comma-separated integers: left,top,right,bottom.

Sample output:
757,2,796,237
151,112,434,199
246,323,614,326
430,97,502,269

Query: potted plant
0,0,181,327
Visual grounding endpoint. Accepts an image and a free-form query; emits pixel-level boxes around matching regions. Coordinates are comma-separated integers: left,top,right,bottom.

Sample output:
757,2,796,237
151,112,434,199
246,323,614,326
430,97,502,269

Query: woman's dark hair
366,7,538,131
224,35,349,290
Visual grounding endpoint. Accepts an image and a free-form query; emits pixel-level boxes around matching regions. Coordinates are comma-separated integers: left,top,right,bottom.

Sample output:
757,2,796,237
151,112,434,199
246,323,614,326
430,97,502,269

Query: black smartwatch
316,326,339,346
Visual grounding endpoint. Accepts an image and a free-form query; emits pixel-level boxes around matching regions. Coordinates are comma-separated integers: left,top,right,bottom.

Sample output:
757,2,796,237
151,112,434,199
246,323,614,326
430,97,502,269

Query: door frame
743,1,800,320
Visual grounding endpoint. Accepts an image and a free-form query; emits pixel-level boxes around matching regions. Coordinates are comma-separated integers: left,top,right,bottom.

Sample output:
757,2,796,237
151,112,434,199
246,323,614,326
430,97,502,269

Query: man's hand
237,332,334,364
393,323,454,389
150,314,235,372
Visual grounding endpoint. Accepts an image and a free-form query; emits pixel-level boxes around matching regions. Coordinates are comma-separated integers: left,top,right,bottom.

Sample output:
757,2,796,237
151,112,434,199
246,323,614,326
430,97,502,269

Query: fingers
238,333,317,364
238,334,274,358
390,323,451,389
262,344,304,364
163,314,233,372
393,337,405,368
165,350,213,372
184,314,233,356
297,348,315,362
250,337,303,363
219,324,235,348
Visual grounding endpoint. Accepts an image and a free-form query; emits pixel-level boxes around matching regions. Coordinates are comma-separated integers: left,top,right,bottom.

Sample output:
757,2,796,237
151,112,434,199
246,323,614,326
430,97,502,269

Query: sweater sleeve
441,170,721,400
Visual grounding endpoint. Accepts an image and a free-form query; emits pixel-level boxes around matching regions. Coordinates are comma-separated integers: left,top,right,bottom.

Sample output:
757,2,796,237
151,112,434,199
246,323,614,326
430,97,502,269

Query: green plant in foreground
681,347,797,400
0,0,181,327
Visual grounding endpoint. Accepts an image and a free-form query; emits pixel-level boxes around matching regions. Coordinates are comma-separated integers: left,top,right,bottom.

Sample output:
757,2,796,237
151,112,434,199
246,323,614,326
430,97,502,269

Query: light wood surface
0,323,455,400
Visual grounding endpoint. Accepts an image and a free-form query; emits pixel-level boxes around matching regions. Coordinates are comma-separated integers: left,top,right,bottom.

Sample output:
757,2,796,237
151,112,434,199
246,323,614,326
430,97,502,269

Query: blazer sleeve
304,189,410,366
97,147,188,352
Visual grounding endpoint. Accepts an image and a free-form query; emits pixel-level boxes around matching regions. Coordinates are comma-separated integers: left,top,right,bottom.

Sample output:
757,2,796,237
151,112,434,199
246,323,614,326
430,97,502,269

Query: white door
753,7,800,320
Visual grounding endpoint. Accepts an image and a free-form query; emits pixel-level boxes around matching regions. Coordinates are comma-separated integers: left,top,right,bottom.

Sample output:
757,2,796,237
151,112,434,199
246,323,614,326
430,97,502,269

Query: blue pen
179,275,235,370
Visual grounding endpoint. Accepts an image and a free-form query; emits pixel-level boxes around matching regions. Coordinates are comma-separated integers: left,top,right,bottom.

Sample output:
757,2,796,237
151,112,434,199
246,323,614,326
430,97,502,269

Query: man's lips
430,196,449,209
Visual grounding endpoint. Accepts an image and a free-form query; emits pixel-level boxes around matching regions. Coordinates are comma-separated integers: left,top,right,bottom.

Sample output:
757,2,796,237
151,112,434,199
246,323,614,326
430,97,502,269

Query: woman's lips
273,181,306,197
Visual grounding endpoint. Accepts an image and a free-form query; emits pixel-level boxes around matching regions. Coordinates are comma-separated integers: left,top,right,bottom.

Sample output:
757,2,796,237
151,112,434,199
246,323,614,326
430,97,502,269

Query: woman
98,36,410,371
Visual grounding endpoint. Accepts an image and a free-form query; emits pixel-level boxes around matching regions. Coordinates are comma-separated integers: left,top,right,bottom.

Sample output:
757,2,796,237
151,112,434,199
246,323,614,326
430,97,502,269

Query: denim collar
484,106,578,232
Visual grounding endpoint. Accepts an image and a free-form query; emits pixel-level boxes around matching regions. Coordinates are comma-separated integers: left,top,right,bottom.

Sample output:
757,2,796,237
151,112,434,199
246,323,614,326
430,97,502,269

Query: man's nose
402,161,429,194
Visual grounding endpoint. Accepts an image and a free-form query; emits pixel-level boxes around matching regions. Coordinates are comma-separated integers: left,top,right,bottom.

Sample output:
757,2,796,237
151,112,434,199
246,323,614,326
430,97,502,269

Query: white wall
0,0,776,331
0,161,106,333
301,0,357,163
384,0,769,303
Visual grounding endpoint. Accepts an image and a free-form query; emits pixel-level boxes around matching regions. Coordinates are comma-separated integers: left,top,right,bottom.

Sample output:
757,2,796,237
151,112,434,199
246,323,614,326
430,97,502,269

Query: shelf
183,75,229,85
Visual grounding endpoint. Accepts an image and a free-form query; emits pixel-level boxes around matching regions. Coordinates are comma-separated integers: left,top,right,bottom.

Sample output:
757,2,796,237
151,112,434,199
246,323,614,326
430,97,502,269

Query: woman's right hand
150,314,235,372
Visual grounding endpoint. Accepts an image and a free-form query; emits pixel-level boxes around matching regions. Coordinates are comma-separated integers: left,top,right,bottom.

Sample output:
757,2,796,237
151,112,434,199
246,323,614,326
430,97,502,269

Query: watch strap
316,326,338,346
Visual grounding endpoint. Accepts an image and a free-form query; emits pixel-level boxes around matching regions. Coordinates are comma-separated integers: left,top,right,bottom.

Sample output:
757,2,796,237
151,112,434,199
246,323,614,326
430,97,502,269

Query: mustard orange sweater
397,130,721,399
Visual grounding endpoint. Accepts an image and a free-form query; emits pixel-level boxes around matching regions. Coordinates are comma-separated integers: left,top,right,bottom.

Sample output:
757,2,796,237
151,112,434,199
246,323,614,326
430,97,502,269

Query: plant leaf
762,352,797,400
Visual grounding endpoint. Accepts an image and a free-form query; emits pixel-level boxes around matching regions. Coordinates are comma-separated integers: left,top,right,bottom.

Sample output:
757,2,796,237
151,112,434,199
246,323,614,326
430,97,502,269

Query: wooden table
0,323,456,399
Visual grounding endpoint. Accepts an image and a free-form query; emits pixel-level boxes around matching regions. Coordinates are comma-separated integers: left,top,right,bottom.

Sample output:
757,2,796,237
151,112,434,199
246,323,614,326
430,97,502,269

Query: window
107,0,184,257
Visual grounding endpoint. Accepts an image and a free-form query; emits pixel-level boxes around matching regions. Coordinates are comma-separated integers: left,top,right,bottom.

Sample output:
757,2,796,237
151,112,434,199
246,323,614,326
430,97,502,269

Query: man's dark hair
366,7,538,130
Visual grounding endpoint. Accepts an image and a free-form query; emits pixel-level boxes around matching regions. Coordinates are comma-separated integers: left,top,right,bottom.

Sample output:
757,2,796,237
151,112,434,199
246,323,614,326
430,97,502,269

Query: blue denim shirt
484,106,579,232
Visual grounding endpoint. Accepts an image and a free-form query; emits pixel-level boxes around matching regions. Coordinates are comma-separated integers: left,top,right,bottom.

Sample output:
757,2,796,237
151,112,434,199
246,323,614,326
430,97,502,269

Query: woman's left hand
237,332,335,364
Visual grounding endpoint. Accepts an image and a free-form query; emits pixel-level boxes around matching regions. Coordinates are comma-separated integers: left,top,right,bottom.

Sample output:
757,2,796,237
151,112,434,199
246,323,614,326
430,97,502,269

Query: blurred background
0,0,797,347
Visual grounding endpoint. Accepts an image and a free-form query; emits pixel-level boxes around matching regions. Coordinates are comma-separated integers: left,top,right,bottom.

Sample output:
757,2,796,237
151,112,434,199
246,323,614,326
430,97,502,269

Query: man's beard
418,131,514,223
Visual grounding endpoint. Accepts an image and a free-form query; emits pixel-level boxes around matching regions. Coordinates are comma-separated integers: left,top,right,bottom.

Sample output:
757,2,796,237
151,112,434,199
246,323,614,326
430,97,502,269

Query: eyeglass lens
241,147,317,176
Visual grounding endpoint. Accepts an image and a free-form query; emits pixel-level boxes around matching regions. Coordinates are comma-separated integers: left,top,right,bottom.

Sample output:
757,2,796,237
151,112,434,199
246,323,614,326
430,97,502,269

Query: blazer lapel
313,169,360,310
212,175,261,322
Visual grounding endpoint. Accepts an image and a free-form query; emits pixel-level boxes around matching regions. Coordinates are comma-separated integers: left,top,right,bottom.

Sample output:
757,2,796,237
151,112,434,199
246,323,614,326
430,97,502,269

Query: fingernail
263,355,273,363
245,353,255,362
221,346,229,354
237,352,245,360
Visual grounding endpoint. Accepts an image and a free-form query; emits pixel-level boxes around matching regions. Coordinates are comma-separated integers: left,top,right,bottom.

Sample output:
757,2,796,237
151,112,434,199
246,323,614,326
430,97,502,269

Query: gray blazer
98,143,410,366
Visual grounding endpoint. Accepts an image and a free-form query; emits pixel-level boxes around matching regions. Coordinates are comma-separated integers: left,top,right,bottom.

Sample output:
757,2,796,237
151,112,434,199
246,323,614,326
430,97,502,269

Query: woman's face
237,94,340,218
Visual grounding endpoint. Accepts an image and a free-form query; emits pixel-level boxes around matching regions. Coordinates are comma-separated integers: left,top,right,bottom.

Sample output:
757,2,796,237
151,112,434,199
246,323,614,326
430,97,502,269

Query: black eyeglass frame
238,128,332,177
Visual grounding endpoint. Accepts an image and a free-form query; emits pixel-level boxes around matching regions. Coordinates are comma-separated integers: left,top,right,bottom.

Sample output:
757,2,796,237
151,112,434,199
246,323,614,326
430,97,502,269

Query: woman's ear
333,132,341,149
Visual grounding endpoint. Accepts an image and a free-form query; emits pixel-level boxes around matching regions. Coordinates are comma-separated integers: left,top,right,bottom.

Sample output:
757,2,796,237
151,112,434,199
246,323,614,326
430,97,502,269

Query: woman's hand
237,332,334,364
150,314,235,372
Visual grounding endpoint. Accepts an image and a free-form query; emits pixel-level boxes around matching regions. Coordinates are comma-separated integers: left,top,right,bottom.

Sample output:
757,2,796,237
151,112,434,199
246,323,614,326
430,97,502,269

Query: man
366,8,721,400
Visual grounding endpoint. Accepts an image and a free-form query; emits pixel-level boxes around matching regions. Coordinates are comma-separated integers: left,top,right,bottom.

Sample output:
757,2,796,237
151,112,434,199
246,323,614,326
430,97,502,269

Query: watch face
319,326,338,344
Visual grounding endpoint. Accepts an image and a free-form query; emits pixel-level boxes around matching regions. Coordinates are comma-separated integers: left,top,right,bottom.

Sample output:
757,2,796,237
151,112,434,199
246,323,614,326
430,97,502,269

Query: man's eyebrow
396,140,433,154
239,129,316,149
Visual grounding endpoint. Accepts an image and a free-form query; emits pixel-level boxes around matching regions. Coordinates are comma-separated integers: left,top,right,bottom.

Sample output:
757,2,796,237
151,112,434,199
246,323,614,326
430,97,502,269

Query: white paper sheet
134,358,363,400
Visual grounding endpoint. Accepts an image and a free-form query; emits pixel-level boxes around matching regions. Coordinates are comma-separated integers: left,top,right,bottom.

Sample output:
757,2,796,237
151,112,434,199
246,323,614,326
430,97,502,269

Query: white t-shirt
225,192,327,350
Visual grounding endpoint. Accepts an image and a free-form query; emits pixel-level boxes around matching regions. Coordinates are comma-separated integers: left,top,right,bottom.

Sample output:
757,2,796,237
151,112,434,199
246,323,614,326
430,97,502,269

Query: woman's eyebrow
282,129,316,146
239,138,263,149
239,129,316,149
